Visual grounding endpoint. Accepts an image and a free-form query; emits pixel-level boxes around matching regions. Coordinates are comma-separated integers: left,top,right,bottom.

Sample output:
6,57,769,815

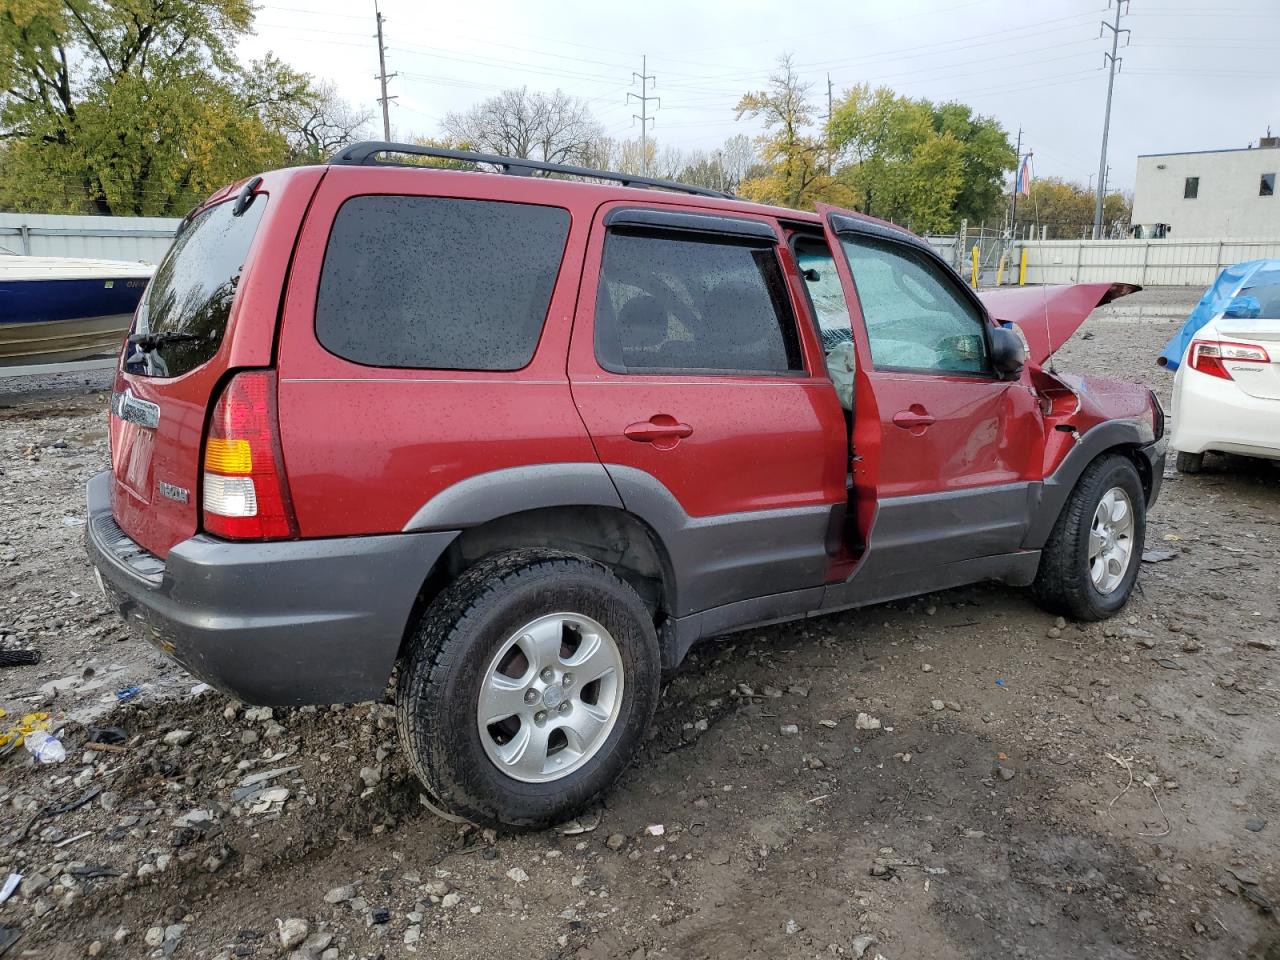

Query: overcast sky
239,0,1280,192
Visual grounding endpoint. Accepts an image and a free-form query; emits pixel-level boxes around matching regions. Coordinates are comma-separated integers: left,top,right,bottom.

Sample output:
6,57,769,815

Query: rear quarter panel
275,167,599,537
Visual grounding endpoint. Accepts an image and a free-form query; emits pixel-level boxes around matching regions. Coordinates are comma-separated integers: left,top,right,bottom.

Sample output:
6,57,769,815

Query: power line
374,2,397,141
1093,0,1129,238
628,56,659,174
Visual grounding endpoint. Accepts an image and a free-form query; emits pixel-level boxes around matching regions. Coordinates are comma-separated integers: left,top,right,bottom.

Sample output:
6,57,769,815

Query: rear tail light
201,371,298,540
1188,339,1270,380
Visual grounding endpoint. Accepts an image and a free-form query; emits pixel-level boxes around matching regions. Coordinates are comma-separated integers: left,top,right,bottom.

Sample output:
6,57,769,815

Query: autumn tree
1020,177,1130,239
441,87,605,165
0,0,346,215
735,55,835,208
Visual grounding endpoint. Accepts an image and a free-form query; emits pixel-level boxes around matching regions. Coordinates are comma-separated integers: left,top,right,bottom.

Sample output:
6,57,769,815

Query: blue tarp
1159,259,1280,370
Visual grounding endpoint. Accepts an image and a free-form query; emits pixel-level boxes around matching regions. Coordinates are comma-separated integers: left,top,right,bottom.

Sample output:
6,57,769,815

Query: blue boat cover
1158,259,1280,370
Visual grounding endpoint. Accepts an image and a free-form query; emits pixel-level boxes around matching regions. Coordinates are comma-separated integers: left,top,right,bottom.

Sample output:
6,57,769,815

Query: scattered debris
0,650,40,668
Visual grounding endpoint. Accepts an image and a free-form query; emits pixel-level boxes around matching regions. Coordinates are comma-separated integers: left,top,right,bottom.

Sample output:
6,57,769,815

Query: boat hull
0,313,135,366
0,274,149,366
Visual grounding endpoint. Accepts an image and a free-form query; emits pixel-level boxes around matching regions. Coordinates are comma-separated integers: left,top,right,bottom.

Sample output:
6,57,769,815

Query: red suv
87,142,1165,826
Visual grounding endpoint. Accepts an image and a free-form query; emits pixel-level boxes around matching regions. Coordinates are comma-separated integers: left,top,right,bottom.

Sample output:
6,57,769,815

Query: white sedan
1169,272,1280,473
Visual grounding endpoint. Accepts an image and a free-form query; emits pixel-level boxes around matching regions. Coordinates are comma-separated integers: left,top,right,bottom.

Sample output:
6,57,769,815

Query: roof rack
328,141,733,199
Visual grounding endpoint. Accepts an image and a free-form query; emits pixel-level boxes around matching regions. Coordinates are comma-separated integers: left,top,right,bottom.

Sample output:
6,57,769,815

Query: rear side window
315,196,570,370
595,231,803,375
127,197,266,378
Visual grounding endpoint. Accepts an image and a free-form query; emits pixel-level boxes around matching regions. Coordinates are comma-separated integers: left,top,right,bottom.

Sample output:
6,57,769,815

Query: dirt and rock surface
0,286,1277,960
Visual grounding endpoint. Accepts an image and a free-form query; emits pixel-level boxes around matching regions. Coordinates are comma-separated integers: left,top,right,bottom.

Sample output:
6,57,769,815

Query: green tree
929,101,1016,227
0,0,340,215
829,84,963,232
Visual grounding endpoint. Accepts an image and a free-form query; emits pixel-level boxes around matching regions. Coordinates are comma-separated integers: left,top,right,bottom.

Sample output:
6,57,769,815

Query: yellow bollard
1018,247,1028,286
995,253,1008,287
970,245,980,290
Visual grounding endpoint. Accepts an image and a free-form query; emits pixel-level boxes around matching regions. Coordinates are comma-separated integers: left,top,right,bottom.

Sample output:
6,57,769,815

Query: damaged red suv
87,142,1165,825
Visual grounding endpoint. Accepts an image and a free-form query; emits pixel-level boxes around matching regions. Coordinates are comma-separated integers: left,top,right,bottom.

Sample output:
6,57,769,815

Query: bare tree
442,87,605,164
281,82,373,164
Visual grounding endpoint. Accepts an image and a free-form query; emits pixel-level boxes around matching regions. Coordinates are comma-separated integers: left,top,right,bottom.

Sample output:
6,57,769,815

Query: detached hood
979,282,1140,366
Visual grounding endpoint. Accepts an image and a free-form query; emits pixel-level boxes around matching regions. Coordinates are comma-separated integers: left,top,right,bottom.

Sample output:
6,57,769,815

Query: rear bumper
1171,367,1280,460
85,471,457,705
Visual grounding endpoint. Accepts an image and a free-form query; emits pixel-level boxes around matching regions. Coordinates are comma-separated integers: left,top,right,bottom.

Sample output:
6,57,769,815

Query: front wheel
1032,454,1146,621
396,549,661,826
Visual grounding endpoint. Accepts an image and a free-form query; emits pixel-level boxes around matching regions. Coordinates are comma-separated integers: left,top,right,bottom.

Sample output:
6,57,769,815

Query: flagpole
1010,127,1022,240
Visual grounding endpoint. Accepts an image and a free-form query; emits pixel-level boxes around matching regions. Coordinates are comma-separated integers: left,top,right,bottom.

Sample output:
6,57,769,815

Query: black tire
1175,451,1204,474
1031,454,1147,621
395,549,660,827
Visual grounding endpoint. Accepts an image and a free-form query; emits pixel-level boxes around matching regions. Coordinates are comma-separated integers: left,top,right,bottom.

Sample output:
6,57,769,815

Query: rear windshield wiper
127,331,199,352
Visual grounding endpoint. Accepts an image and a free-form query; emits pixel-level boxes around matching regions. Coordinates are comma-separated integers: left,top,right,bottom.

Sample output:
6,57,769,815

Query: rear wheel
1032,454,1146,621
1175,451,1204,474
396,549,660,826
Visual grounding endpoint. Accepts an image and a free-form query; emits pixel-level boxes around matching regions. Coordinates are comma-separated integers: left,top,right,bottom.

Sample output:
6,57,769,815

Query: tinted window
595,231,803,375
839,236,990,375
127,197,265,377
1184,176,1199,199
316,196,570,370
1261,173,1275,197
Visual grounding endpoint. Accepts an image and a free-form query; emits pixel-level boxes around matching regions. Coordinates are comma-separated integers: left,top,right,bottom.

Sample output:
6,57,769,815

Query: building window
1262,173,1276,197
1183,176,1199,199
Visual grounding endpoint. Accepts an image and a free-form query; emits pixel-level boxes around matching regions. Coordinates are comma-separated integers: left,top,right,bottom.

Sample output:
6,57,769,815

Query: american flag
1017,154,1033,197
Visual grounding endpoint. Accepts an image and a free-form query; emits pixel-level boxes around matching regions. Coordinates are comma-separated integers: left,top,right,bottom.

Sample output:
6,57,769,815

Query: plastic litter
0,873,19,906
23,730,66,764
0,712,50,751
115,685,142,703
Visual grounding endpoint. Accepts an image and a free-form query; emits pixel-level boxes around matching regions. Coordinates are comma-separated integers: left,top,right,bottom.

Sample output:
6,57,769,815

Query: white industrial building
1132,134,1279,239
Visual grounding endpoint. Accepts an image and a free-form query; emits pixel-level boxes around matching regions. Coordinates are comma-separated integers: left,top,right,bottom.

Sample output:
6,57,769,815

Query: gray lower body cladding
85,471,456,706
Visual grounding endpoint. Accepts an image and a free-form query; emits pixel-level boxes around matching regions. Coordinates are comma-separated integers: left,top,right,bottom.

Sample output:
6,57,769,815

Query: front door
568,203,848,617
817,206,1044,588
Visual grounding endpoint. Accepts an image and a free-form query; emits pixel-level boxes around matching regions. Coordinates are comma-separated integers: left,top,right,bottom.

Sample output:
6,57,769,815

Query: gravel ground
0,286,1277,960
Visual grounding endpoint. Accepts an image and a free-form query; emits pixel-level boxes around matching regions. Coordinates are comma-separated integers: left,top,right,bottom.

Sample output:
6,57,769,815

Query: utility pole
1010,127,1023,239
374,2,397,141
628,56,659,174
1093,0,1129,239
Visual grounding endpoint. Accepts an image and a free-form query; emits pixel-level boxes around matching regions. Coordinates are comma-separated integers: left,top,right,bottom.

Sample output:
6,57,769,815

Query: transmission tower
628,56,660,174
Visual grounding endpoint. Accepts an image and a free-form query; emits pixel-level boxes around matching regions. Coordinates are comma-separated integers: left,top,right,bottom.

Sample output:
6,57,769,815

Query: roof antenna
1022,150,1056,374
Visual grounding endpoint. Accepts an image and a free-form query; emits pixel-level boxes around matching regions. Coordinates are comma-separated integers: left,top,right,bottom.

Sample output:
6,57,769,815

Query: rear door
110,169,322,557
568,203,848,616
816,205,1044,576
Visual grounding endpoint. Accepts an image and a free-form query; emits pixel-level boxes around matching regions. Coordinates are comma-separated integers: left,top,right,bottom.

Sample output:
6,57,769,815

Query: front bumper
85,471,457,705
1139,436,1167,508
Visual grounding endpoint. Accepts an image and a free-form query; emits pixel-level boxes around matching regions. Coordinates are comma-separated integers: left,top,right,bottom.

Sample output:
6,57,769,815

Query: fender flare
402,463,624,531
1024,418,1158,549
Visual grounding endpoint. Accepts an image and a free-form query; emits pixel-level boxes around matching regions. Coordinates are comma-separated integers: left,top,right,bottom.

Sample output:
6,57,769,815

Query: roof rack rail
328,141,733,199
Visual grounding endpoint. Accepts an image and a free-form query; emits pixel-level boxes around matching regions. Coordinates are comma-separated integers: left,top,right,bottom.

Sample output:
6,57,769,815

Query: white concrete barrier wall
1013,237,1280,287
0,213,179,264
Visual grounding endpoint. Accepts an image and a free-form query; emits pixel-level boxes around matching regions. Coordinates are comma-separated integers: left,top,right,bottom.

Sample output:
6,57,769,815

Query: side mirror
1222,295,1261,320
989,324,1027,378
